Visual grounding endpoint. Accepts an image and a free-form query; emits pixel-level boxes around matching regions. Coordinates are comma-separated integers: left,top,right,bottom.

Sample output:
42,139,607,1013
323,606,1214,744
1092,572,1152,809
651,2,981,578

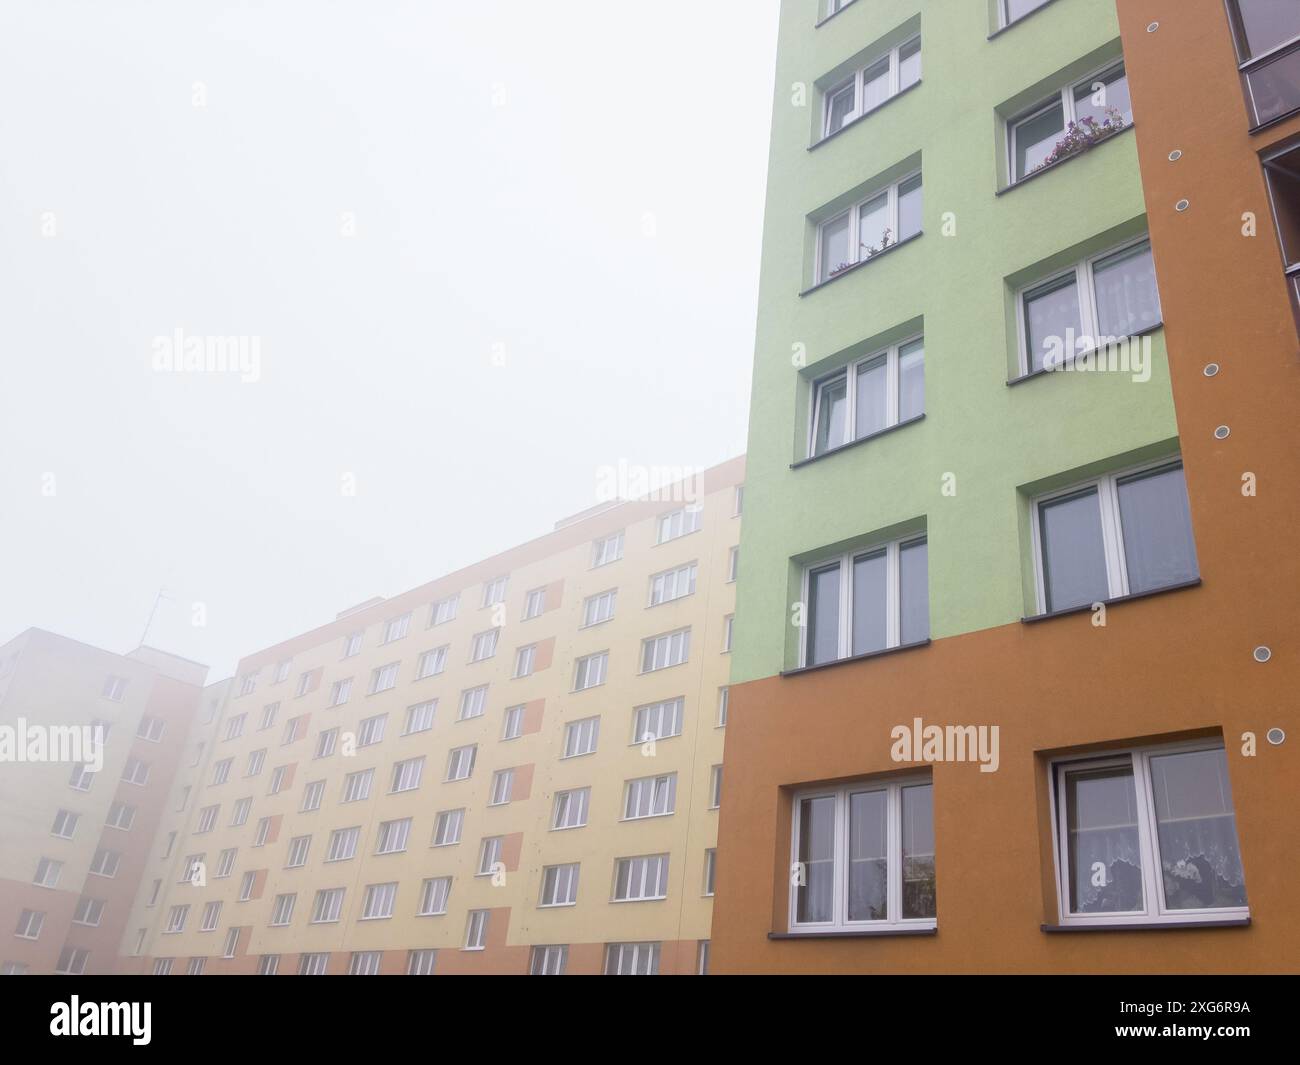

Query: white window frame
446,744,477,782
369,662,399,694
562,717,599,758
477,836,503,876
573,651,608,691
820,34,921,140
382,612,411,644
200,900,222,931
459,685,488,720
539,863,580,908
1048,739,1249,927
656,505,702,545
999,0,1054,29
814,171,922,283
301,780,325,811
1029,456,1190,616
648,561,698,606
502,704,525,740
592,531,624,567
552,787,591,830
342,630,363,658
390,756,424,793
375,817,412,854
612,854,669,902
404,699,437,735
522,587,546,620
623,774,677,820
349,951,382,975
640,628,690,674
464,909,488,950
269,893,295,927
361,882,397,920
418,877,451,916
582,589,617,628
315,728,339,758
328,678,352,707
632,697,684,744
513,644,536,678
604,941,660,975
470,629,500,663
430,594,459,626
717,686,729,727
416,646,448,680
710,765,723,809
311,887,345,924
254,815,272,847
286,835,311,868
357,713,387,747
481,576,508,608
489,768,514,806
1007,61,1132,185
408,949,437,975
788,775,936,934
808,333,925,456
433,808,464,846
341,768,374,803
259,954,281,975
530,944,568,975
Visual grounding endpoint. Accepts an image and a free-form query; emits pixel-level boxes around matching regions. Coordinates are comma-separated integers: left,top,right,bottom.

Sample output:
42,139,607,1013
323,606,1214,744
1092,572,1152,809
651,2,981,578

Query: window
238,672,257,697
383,612,411,644
405,699,437,735
592,531,624,567
214,849,236,879
790,777,935,931
482,576,508,608
73,897,105,927
821,35,921,139
816,173,922,282
136,715,165,742
1009,63,1131,182
51,809,79,839
273,658,291,683
464,909,489,950
222,927,241,959
810,337,925,456
697,941,711,975
225,714,247,741
414,646,447,681
734,484,744,515
418,877,452,916
717,687,729,727
710,766,724,809
180,854,204,884
348,951,382,975
311,888,345,923
295,670,317,697
286,835,311,867
270,893,295,926
723,615,734,652
513,644,537,678
1033,459,1198,614
1262,141,1300,318
573,651,608,691
102,674,128,701
470,629,499,662
211,758,232,786
623,774,676,820
301,780,325,811
430,594,459,626
540,863,580,907
390,757,424,793
376,817,412,854
121,757,150,786
530,945,568,975
14,910,44,939
1017,238,1160,374
297,952,327,975
604,942,660,975
55,947,89,975
582,589,617,627
803,536,928,666
254,811,274,842
68,763,94,791
315,728,338,758
239,870,257,900
341,768,374,803
433,808,465,846
613,854,669,901
446,745,477,781
1228,0,1300,126
728,545,739,582
357,713,387,747
89,849,120,878
489,768,514,806
502,704,525,740
704,849,717,896
196,805,219,833
258,954,281,975
459,685,488,720
1052,741,1248,924
562,717,599,758
268,766,289,795
369,662,399,694
633,697,684,743
343,630,363,657
328,678,352,707
649,561,697,606
523,587,546,620
999,0,1053,27
361,882,397,920
1,962,29,976
408,949,437,975
200,900,222,931
552,787,591,830
259,703,279,730
477,836,503,876
656,505,701,544
640,629,690,673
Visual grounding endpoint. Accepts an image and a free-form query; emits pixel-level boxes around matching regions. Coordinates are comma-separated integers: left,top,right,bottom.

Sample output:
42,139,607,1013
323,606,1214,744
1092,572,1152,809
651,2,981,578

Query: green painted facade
731,0,1180,684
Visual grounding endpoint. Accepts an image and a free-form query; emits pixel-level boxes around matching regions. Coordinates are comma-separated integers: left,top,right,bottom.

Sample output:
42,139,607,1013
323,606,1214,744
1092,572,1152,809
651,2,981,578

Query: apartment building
713,0,1299,973
0,629,213,975
126,457,742,975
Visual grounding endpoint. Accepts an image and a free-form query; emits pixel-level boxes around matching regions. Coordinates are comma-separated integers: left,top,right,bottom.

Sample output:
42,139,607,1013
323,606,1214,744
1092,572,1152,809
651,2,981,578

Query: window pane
899,539,929,645
851,550,888,656
1039,488,1109,612
813,372,849,455
854,355,887,439
826,81,856,134
861,56,890,112
1233,0,1300,59
1148,748,1247,910
1024,273,1082,372
808,563,841,665
1073,67,1132,126
1116,464,1199,595
898,39,921,91
1245,44,1300,125
1014,100,1065,179
1005,0,1053,23
847,790,887,921
797,797,835,923
897,175,922,241
901,783,936,919
1093,242,1161,338
820,212,852,280
858,191,889,255
898,339,924,422
1064,764,1144,913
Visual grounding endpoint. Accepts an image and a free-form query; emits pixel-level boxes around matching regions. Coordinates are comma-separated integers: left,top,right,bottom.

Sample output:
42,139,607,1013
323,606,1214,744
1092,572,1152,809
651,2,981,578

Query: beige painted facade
126,457,743,975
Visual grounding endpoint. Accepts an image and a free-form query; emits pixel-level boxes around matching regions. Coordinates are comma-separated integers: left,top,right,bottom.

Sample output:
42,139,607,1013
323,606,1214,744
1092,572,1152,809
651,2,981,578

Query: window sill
1022,578,1201,624
1249,102,1300,135
996,123,1135,196
1006,323,1164,387
781,638,930,678
809,81,922,152
791,414,926,470
799,232,923,297
1042,917,1250,933
987,0,1066,41
770,925,936,940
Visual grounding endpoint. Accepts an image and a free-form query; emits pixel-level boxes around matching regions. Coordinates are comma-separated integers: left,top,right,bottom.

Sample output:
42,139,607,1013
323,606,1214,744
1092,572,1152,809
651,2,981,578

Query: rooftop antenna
139,586,173,647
